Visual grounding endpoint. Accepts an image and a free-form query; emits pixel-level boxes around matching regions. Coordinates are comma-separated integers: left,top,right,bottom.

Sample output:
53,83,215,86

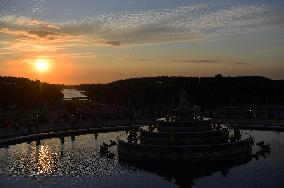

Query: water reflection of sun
37,145,56,175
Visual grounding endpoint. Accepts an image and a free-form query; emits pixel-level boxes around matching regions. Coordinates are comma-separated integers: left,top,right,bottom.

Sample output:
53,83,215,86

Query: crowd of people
53,103,156,129
0,102,158,137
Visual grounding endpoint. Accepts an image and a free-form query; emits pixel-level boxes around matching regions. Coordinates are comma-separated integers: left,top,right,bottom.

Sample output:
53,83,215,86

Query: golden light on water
34,58,51,73
37,145,55,175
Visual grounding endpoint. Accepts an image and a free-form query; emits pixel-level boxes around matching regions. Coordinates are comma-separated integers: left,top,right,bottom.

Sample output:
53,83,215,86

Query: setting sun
34,59,50,73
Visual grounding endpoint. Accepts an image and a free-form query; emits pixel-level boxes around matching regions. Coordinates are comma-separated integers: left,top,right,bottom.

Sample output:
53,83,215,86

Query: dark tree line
0,76,63,108
2,75,282,109
78,75,284,109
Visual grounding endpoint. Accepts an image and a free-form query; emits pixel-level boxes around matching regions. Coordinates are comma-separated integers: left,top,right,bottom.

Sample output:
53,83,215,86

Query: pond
0,130,283,188
62,89,87,99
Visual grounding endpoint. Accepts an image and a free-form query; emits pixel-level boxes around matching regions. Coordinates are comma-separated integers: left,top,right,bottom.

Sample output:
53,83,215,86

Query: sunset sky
0,0,284,84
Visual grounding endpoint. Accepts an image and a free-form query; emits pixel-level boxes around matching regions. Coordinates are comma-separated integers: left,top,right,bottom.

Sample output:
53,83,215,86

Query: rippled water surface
0,130,284,188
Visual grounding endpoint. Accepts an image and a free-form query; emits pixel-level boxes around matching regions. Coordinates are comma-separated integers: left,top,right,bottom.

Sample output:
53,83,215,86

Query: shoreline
2,118,284,148
0,125,144,148
215,118,284,131
215,118,284,126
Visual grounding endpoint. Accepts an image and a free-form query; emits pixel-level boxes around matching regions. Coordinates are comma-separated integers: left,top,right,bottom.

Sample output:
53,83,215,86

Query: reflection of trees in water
252,141,271,160
71,135,76,142
94,132,99,140
60,136,64,158
120,157,252,188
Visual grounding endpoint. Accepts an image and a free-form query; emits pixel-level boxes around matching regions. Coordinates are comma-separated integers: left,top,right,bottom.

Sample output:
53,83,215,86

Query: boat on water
118,89,253,164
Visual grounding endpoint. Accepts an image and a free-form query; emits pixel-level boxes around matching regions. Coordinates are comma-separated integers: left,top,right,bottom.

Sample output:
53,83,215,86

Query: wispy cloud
233,62,250,65
0,1,283,62
173,59,220,63
0,15,59,30
105,41,121,46
171,58,252,66
1,2,283,47
0,16,117,46
27,30,61,38
77,3,284,45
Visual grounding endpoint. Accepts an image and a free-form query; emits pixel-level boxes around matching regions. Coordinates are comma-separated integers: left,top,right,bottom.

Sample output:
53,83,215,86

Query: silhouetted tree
77,76,284,109
0,76,63,108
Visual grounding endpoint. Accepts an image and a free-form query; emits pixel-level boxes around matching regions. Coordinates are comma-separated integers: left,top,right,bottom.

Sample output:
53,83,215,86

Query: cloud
0,16,123,47
174,59,220,63
0,1,283,50
0,28,82,44
105,41,121,46
0,15,59,30
75,3,284,45
233,62,249,65
27,30,62,38
172,58,252,65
